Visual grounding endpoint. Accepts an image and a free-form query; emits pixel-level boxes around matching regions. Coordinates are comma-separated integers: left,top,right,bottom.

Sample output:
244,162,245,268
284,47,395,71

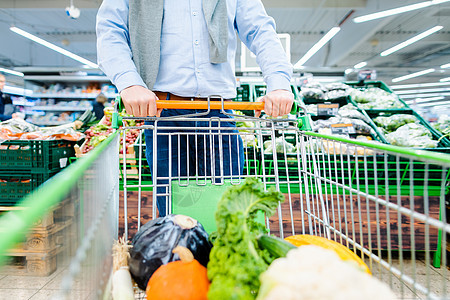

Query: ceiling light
401,92,450,98
354,62,367,69
441,63,450,69
0,67,24,77
10,26,98,68
407,96,445,103
391,81,450,89
353,0,450,23
440,77,450,82
392,68,435,83
395,87,450,95
416,99,449,106
380,26,443,56
294,27,341,68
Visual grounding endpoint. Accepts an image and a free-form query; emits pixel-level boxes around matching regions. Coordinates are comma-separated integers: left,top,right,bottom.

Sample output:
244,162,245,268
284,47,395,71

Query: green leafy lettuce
207,177,284,300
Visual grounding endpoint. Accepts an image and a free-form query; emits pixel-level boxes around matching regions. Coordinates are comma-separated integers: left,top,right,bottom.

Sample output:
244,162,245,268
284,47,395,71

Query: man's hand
120,85,162,117
255,89,294,118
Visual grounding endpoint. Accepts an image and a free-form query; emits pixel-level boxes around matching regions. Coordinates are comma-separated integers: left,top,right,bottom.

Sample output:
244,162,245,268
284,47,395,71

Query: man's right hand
119,85,162,117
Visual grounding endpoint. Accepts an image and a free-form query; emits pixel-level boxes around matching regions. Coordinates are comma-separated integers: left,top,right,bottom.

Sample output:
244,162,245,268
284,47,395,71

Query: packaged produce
146,246,209,300
337,104,368,122
386,123,438,148
207,177,284,300
263,137,296,154
129,214,211,290
433,115,450,136
313,117,373,135
373,114,417,133
257,245,395,300
350,87,404,109
0,118,84,141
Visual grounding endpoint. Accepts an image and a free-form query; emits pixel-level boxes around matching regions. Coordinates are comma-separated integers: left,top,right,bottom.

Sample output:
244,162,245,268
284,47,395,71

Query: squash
284,234,371,274
146,246,209,300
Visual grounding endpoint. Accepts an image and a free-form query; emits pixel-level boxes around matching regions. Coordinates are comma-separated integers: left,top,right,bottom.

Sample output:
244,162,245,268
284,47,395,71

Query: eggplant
129,214,212,290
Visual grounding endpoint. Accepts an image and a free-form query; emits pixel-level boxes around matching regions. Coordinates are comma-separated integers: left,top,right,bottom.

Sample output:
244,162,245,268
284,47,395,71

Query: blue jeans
144,109,244,216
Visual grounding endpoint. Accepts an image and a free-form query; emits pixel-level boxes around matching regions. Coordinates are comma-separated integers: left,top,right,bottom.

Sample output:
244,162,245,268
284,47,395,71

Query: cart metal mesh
0,132,120,300
121,108,450,300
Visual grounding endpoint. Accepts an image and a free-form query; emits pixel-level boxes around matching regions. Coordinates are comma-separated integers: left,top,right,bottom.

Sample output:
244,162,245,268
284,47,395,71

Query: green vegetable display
207,178,284,300
433,115,450,136
350,87,404,109
385,123,438,148
373,114,417,133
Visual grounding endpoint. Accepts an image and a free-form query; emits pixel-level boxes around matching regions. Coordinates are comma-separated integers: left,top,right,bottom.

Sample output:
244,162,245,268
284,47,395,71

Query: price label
317,103,339,116
331,123,355,135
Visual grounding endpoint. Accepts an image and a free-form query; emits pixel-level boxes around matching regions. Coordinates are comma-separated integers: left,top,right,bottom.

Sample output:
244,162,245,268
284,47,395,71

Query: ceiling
0,0,449,110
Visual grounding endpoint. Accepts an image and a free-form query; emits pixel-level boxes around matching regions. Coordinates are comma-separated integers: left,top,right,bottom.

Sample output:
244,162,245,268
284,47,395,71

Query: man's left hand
255,89,294,118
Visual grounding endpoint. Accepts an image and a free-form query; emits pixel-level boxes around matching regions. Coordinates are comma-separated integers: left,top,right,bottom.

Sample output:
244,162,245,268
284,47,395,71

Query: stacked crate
0,139,77,276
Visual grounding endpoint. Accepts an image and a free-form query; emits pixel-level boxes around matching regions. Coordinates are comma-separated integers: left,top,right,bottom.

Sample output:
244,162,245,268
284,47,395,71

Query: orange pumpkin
146,246,210,300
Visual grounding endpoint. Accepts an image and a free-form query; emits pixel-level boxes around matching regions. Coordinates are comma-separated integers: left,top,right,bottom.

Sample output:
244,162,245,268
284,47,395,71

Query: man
0,74,13,121
97,0,293,216
92,93,108,120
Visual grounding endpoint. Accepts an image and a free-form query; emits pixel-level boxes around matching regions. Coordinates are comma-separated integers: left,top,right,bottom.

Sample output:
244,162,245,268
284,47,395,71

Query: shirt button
193,11,198,16
194,40,199,45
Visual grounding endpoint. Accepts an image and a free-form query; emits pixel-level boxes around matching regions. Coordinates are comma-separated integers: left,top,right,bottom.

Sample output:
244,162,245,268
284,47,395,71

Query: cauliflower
257,245,396,300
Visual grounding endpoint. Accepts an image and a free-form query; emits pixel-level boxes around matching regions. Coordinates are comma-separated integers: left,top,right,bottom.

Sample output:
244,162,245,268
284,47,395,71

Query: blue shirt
96,0,292,99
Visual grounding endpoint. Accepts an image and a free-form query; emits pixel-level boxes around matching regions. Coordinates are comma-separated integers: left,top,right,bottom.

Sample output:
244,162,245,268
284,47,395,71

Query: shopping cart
0,97,449,300
115,97,450,300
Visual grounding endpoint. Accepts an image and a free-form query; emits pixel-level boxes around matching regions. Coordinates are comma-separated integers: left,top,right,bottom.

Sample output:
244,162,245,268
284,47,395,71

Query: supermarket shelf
30,106,91,111
30,93,118,99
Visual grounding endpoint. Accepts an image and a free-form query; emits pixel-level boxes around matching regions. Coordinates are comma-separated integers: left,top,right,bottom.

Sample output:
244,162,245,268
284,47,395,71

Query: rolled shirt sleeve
235,0,293,93
96,0,147,92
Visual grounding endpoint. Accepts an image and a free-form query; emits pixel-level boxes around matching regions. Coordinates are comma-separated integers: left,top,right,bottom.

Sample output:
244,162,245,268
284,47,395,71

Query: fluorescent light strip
0,67,24,77
441,63,450,69
380,26,443,56
10,26,98,68
406,96,445,103
353,0,450,23
416,99,449,106
294,27,341,68
391,81,450,89
441,77,450,82
354,62,367,69
401,92,450,98
396,87,450,95
392,68,435,83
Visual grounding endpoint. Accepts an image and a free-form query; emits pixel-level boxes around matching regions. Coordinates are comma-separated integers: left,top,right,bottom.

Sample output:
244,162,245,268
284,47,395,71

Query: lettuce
207,178,284,300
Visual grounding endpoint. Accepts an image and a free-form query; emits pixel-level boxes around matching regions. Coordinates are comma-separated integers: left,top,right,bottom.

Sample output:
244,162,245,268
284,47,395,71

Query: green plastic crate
0,170,57,205
0,140,75,172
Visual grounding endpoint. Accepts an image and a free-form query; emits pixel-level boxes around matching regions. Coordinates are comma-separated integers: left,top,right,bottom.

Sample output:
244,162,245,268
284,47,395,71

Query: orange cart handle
116,97,300,114
154,100,264,111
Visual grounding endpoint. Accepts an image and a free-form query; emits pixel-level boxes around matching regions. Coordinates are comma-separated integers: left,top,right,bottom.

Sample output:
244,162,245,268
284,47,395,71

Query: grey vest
129,0,228,89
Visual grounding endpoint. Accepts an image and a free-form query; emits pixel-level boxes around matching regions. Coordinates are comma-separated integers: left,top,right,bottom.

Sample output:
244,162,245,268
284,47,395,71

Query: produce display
433,115,450,136
112,178,396,299
263,137,295,154
81,110,143,154
129,214,212,290
385,123,438,148
349,87,404,109
256,245,395,300
0,118,84,141
300,82,350,101
373,114,417,133
313,116,374,135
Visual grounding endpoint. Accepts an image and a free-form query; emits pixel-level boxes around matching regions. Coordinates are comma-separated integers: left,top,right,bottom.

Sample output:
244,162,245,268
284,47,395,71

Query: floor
0,255,448,299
